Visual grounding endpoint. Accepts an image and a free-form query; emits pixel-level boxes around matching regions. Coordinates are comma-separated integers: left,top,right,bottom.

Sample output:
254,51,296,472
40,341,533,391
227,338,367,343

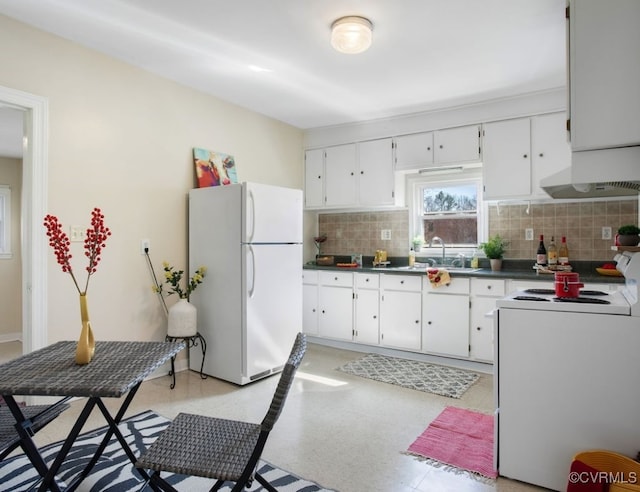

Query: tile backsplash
317,199,639,261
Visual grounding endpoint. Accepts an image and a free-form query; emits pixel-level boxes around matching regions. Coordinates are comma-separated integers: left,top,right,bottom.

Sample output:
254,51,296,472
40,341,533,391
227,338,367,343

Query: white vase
167,298,197,337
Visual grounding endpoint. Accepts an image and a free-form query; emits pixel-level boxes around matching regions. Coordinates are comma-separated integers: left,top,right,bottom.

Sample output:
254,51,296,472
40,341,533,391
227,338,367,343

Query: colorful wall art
193,148,238,187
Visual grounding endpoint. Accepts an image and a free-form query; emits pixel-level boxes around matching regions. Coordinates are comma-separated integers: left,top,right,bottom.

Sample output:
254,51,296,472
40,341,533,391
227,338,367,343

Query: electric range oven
494,250,640,491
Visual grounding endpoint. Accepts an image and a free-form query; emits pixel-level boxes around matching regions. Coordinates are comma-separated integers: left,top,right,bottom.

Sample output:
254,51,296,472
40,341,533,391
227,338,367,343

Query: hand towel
426,268,451,288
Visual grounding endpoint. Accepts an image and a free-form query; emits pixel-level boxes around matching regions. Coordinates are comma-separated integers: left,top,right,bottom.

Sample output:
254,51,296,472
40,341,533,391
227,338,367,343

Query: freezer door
243,243,302,380
242,182,303,244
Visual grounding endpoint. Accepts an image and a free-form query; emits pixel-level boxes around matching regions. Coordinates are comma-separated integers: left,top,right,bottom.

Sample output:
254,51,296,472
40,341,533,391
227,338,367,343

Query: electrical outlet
70,226,85,242
140,239,150,255
525,228,534,241
602,226,612,240
381,229,391,241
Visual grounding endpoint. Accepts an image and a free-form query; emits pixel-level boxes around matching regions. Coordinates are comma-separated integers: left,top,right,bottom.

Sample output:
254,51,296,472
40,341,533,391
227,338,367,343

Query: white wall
0,157,21,340
0,15,304,344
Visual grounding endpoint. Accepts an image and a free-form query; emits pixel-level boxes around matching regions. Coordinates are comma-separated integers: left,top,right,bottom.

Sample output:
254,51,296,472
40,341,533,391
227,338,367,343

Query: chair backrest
261,332,306,432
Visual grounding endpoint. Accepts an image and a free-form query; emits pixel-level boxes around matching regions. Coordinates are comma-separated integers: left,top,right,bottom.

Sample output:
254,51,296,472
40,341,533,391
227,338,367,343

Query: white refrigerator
188,182,303,385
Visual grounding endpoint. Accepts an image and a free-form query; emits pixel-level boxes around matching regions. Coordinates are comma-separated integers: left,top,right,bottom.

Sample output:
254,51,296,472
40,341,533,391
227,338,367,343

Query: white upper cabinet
483,113,570,200
304,148,324,208
530,112,571,198
325,143,357,207
482,118,531,199
434,125,481,165
394,132,434,170
303,139,394,210
569,0,640,151
358,138,394,206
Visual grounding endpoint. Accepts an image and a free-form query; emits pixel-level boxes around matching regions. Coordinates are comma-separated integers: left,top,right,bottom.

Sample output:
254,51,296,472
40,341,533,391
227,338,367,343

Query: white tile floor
0,341,546,492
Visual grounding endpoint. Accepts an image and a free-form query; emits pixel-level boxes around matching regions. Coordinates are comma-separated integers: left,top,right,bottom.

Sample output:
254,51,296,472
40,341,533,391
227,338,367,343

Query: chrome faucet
429,236,446,264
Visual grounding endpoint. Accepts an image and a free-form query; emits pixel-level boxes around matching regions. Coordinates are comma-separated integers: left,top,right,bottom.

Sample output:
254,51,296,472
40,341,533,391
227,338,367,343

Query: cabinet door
422,293,469,357
434,125,481,164
304,149,324,208
318,285,353,341
380,290,421,350
355,288,379,344
482,118,531,199
394,132,434,170
358,138,394,206
469,296,496,362
302,283,319,336
324,144,357,207
531,113,571,198
569,0,640,151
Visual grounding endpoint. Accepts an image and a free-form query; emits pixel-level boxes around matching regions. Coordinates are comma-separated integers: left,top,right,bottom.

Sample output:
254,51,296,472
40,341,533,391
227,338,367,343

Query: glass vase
76,293,95,365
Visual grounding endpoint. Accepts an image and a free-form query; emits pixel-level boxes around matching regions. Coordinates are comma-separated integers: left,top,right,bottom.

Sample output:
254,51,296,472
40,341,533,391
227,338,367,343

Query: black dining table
0,340,185,491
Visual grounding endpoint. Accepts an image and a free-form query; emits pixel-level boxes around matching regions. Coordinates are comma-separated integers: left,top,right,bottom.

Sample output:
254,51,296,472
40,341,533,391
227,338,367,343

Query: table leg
165,333,207,389
3,395,65,492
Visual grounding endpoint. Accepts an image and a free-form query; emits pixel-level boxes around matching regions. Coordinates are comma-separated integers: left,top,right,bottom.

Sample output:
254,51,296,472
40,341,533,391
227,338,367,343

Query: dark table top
0,340,185,398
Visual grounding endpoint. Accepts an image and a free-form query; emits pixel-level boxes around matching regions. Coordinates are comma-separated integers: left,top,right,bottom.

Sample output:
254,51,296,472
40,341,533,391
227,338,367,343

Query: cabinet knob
322,310,325,314
415,320,419,324
539,153,544,157
477,326,482,331
312,308,316,313
523,154,528,158
400,280,405,284
427,146,431,151
317,175,321,179
334,277,338,281
360,171,364,174
365,278,370,282
439,145,443,149
350,172,354,176
373,315,377,319
487,285,492,290
427,321,432,325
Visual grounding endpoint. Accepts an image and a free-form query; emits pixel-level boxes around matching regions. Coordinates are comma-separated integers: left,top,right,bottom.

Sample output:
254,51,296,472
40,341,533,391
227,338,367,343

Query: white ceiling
0,0,567,158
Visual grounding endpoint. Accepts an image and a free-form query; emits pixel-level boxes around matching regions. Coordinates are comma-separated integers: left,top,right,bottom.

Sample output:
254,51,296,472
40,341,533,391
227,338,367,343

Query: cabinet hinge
469,344,471,353
565,5,569,19
391,191,395,199
566,119,571,132
353,292,356,299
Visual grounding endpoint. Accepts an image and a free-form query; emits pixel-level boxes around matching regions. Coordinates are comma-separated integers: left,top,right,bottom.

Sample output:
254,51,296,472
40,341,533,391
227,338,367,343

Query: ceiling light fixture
331,16,373,54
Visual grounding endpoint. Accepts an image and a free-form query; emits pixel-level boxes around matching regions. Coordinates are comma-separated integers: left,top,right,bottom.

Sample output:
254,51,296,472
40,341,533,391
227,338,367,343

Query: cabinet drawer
381,274,421,292
319,271,353,287
471,278,505,297
423,277,470,295
302,270,319,284
355,273,379,289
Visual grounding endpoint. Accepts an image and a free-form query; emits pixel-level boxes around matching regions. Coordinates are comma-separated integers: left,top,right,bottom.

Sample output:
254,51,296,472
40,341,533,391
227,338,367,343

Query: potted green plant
617,225,640,246
480,234,508,271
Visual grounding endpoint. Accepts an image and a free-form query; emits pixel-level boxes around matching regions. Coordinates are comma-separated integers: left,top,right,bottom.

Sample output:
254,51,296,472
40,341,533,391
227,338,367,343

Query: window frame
407,168,487,253
0,185,12,259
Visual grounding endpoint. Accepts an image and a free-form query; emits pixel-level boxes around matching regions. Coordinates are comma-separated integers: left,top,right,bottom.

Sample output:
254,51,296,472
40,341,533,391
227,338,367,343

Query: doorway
0,85,48,355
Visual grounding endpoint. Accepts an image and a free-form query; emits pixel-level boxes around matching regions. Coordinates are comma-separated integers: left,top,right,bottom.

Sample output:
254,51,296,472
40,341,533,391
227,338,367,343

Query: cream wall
0,156,21,339
0,15,304,344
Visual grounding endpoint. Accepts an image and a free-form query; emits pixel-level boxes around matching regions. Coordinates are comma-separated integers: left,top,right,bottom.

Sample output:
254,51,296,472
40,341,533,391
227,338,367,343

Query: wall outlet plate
525,228,534,241
381,229,391,240
602,227,612,240
140,239,150,255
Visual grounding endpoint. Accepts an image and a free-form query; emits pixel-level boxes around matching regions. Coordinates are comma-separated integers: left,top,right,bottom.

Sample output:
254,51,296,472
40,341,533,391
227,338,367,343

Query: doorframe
0,85,48,354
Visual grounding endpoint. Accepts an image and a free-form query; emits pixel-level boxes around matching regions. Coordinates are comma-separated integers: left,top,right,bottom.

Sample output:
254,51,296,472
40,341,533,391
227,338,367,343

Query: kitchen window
408,168,485,252
0,185,11,258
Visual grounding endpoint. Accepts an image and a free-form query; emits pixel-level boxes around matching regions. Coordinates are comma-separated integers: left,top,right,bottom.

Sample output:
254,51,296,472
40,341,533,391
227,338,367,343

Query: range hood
541,146,640,199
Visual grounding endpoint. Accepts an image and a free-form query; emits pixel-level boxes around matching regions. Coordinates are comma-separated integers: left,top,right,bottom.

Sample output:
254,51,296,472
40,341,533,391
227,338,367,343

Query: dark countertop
304,256,625,285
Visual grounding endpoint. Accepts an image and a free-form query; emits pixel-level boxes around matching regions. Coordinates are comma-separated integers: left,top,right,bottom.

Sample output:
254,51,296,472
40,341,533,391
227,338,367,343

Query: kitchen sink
372,265,482,273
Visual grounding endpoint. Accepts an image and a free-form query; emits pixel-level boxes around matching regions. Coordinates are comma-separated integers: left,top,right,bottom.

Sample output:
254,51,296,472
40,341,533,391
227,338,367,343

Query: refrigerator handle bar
248,244,256,298
247,188,255,243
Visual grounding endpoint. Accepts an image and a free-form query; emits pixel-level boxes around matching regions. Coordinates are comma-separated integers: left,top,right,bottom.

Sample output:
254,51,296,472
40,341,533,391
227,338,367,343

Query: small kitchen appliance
494,249,640,490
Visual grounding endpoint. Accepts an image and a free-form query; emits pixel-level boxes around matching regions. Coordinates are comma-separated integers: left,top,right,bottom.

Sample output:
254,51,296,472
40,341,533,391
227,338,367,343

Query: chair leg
254,472,278,492
209,479,226,491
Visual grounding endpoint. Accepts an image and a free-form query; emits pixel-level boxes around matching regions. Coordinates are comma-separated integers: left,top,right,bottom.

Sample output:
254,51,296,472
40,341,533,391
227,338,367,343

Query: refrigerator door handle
247,188,256,243
248,244,256,298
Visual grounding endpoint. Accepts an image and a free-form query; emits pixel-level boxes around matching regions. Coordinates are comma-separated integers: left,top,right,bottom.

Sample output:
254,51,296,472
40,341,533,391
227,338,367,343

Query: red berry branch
44,207,112,295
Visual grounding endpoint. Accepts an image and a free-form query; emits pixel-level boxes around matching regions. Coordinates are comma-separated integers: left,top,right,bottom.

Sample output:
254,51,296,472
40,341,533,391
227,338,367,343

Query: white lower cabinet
469,278,505,362
379,274,422,351
354,273,380,344
302,270,319,336
422,278,470,358
318,271,353,341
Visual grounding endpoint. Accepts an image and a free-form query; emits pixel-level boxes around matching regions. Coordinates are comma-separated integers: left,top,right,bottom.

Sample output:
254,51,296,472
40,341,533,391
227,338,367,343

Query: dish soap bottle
471,251,479,269
409,247,415,267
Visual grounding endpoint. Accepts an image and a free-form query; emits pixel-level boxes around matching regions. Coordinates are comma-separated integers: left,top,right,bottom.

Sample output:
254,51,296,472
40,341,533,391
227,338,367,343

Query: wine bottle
558,236,569,265
536,234,547,266
548,236,558,266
